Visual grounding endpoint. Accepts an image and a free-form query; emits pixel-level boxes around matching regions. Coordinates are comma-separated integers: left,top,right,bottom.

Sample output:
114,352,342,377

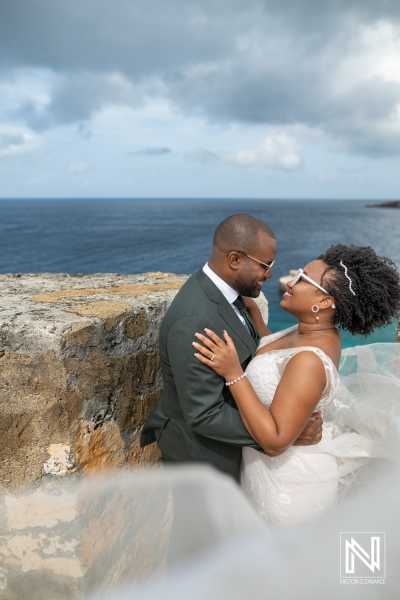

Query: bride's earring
311,304,320,321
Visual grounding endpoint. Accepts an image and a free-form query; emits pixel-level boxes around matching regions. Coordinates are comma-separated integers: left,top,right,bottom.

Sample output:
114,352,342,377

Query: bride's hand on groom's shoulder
192,329,242,382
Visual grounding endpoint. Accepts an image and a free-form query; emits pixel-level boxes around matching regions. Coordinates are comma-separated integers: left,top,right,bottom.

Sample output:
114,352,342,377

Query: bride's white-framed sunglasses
291,269,330,295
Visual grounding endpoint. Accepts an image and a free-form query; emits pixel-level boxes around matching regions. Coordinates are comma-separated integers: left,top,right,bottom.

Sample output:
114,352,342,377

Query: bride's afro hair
318,244,400,336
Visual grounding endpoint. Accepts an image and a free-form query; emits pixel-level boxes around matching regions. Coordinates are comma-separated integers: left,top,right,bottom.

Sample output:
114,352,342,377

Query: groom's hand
292,412,323,446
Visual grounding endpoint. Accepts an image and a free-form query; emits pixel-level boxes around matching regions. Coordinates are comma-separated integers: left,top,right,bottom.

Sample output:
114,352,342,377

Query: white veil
88,460,399,600
3,460,397,600
323,343,400,500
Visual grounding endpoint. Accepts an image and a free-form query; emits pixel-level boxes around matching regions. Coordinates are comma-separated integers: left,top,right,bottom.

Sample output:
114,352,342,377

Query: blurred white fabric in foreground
93,460,399,600
1,455,399,599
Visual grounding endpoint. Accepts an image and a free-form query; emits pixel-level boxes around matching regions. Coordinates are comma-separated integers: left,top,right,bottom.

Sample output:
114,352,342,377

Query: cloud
1,0,400,159
187,134,301,171
12,71,152,130
68,162,89,173
0,132,25,152
0,1,233,76
77,122,92,139
186,147,219,164
229,134,302,170
0,127,41,155
318,166,367,182
131,147,172,156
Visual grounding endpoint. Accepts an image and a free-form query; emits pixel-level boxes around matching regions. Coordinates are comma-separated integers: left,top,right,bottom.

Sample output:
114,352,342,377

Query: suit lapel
196,269,257,356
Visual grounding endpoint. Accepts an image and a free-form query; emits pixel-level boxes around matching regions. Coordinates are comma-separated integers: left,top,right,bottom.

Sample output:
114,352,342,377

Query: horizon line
0,196,389,202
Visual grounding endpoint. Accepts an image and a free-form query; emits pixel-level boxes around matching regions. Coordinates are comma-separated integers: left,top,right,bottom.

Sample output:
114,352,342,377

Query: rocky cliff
0,272,189,489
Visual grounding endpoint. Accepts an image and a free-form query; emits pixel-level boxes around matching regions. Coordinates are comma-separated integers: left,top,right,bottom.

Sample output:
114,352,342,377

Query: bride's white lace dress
241,325,400,527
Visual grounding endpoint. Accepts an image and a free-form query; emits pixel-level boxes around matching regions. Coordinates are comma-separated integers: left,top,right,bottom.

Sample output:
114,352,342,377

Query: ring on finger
211,353,214,361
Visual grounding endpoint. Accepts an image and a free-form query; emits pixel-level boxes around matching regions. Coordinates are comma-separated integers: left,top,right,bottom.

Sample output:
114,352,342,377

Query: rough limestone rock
0,272,189,489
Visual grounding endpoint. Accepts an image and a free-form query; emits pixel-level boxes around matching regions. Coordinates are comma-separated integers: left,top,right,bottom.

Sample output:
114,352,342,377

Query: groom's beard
235,269,265,298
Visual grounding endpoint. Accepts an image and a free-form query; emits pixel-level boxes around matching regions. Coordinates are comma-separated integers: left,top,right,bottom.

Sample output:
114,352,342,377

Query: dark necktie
232,296,259,342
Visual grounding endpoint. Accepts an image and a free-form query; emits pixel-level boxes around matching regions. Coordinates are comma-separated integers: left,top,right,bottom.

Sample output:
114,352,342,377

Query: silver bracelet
225,373,246,387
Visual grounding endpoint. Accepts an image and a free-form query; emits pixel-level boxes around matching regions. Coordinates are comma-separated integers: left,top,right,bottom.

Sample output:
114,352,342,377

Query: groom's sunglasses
234,251,275,274
291,269,330,295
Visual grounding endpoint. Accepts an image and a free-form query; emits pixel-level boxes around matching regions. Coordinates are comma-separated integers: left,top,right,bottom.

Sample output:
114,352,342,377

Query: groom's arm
167,316,262,449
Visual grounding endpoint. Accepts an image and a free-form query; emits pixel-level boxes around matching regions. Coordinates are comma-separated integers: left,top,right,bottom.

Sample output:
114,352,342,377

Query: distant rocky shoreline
366,200,400,208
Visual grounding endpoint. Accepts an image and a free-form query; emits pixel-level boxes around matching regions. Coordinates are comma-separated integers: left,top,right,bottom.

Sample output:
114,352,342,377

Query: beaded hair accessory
340,261,356,295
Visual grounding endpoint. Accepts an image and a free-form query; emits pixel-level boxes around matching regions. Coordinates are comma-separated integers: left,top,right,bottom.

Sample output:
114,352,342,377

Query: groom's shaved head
209,214,276,291
213,214,275,254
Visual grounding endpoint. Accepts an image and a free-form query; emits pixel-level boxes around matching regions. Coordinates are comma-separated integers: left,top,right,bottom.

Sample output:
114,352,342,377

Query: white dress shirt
202,262,248,329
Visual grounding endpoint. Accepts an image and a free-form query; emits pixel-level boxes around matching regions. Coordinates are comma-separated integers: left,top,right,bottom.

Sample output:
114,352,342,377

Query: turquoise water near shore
1,198,399,346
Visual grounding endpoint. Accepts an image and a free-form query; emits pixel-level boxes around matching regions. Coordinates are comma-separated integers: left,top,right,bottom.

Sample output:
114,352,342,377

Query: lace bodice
241,325,341,526
241,336,399,527
245,325,340,412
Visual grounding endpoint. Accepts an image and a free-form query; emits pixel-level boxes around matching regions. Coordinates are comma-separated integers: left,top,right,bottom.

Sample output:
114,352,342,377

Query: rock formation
0,272,189,489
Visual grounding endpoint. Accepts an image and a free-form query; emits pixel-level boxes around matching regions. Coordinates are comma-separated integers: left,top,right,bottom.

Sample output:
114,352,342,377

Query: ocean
1,198,399,347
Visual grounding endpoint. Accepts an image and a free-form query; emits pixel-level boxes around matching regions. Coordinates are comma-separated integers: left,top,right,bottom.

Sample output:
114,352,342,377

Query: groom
141,214,322,481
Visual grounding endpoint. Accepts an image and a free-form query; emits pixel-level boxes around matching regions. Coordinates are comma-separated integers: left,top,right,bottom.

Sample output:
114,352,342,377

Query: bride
193,244,400,526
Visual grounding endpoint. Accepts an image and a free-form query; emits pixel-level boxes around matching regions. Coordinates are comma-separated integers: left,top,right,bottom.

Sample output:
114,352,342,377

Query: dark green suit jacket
140,268,262,481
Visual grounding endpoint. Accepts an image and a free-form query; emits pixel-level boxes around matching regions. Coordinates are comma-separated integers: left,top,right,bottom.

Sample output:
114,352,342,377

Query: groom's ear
226,251,242,271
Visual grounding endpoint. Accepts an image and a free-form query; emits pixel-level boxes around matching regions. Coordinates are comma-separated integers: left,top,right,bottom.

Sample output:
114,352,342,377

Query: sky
1,0,400,200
